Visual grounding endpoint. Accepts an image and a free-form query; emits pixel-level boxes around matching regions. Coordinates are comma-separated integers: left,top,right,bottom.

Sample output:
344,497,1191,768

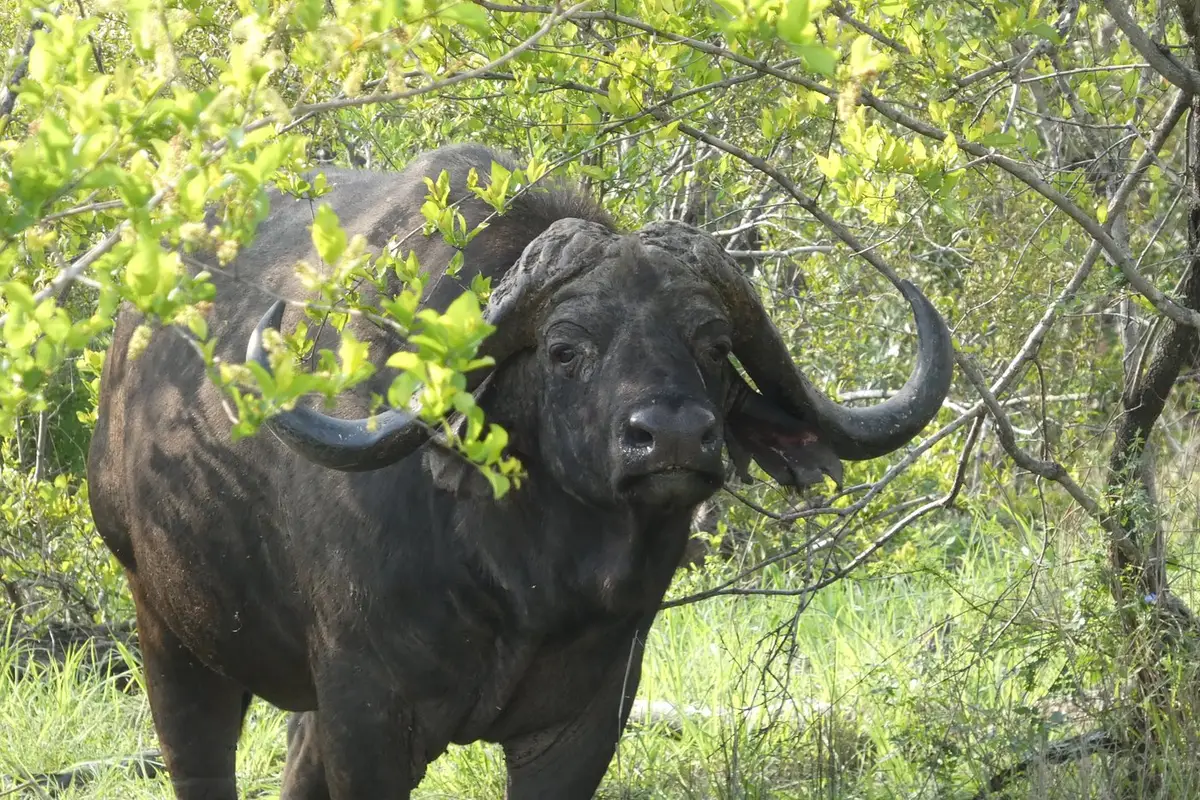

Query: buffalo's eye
705,340,732,363
549,343,578,366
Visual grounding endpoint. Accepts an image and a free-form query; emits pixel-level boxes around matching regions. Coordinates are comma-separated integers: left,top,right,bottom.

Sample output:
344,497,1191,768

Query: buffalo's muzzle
623,403,718,462
617,402,723,504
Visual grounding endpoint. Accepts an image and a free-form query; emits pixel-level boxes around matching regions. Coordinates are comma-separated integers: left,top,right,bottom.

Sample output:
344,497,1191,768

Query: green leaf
387,351,423,372
444,290,484,332
338,330,373,380
579,164,612,181
438,2,490,35
978,131,1018,147
759,108,776,139
850,35,891,78
3,281,36,311
311,204,347,265
1122,68,1139,98
777,0,811,45
1026,20,1062,44
816,150,842,179
294,0,323,31
125,237,164,299
796,44,837,77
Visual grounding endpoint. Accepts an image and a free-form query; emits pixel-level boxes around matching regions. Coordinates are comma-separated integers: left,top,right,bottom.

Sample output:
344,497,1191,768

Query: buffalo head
246,217,953,508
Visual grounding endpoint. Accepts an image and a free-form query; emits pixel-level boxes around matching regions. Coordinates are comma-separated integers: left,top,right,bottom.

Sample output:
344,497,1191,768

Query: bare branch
474,3,833,96
1102,0,1200,94
5,5,591,317
724,245,833,258
285,2,588,119
664,491,946,606
992,89,1190,392
74,0,105,74
1178,0,1200,66
1105,87,1200,605
855,89,1200,329
953,0,1079,89
476,5,1198,329
0,222,129,328
828,1,909,54
0,15,46,129
1019,64,1151,83
840,388,1091,409
972,731,1119,800
41,199,124,222
957,354,1128,544
670,120,906,288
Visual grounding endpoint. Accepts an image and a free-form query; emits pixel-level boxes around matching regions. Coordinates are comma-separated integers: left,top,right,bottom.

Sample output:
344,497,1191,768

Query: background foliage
4,0,1200,796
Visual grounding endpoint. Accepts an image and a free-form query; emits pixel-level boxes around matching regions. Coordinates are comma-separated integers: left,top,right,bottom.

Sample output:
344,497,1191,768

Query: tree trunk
1102,87,1200,796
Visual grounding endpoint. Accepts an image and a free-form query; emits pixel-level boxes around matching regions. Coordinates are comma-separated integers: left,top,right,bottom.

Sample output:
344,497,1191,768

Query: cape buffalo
87,144,953,799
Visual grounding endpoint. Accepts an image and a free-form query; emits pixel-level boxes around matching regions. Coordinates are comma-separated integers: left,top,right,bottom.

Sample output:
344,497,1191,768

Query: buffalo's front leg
502,618,651,799
133,585,250,800
309,663,419,799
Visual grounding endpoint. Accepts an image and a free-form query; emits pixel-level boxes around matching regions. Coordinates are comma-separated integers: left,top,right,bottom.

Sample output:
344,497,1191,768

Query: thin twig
664,80,1184,605
1018,63,1151,83
40,199,124,222
854,89,1200,329
74,0,105,74
972,730,1119,799
0,222,130,327
670,120,905,287
724,245,833,258
956,354,1127,542
828,1,909,54
283,2,587,119
1101,0,1200,94
479,5,1197,328
664,493,947,605
0,15,46,127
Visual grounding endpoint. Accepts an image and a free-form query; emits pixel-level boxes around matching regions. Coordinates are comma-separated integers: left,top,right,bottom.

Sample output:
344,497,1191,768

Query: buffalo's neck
436,470,691,744
450,464,693,631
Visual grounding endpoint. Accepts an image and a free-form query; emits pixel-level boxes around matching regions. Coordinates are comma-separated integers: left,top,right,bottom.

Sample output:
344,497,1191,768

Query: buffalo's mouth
616,465,724,506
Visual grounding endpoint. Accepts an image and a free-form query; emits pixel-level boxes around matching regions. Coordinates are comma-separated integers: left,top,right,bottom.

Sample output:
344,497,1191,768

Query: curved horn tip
265,299,286,330
896,280,952,352
897,279,930,311
246,300,287,366
902,281,950,359
830,277,954,460
240,299,434,472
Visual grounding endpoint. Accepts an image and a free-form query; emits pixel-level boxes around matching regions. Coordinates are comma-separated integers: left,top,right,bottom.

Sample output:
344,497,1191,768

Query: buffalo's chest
448,615,639,746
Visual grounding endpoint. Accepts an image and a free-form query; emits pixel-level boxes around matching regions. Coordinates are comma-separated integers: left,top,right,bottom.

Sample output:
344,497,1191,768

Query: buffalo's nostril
691,410,718,449
624,418,656,449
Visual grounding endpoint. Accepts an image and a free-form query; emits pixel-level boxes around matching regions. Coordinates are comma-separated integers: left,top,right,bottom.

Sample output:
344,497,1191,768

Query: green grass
5,527,1200,799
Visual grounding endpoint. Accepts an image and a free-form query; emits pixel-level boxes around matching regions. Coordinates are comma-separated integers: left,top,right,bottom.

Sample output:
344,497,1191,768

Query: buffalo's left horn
638,221,953,461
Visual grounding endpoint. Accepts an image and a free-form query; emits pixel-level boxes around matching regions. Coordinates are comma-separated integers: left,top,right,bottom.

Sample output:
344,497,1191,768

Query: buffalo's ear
428,354,539,497
472,351,540,458
725,389,844,489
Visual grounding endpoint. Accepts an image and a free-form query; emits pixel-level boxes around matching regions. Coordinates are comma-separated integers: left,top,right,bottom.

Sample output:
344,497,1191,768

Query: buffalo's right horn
245,301,432,471
244,219,618,471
